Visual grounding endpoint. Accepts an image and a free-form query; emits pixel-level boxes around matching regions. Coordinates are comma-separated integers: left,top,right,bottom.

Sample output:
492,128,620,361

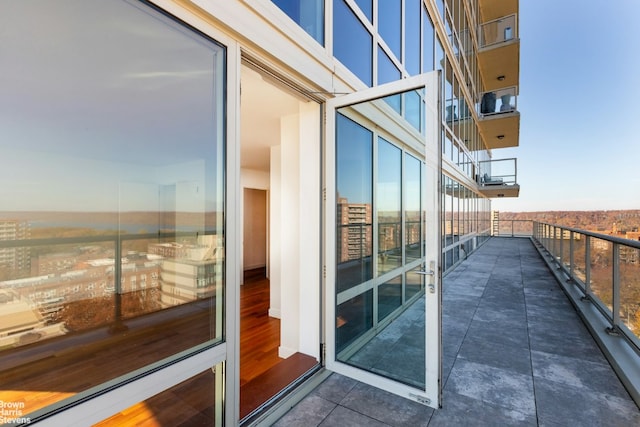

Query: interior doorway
238,61,321,420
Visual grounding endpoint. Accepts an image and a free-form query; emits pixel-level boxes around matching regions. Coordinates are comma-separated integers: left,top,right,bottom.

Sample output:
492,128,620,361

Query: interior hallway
274,238,640,426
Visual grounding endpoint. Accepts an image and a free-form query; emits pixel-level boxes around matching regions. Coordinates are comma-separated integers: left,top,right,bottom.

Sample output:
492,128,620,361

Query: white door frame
324,72,441,408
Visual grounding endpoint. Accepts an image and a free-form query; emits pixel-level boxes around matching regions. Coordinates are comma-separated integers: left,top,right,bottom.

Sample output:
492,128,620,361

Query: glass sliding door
326,73,441,407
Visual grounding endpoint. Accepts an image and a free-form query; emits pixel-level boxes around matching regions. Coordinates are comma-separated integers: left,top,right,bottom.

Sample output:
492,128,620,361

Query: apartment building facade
0,0,519,425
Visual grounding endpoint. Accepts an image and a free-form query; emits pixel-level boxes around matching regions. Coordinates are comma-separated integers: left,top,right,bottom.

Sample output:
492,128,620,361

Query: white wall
271,102,320,359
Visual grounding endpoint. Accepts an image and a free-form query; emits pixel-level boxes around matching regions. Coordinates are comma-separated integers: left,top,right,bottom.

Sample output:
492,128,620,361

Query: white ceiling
240,65,302,171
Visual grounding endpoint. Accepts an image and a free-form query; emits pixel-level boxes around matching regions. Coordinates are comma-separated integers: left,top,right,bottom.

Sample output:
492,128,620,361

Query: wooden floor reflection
1,270,317,425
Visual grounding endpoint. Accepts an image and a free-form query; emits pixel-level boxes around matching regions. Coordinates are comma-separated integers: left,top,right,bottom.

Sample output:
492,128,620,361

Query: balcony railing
532,222,640,404
534,223,640,348
478,86,517,116
492,219,534,237
479,13,518,48
477,157,518,186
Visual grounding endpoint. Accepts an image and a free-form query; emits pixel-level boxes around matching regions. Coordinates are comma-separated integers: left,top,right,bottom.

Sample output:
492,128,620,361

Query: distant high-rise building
0,219,31,276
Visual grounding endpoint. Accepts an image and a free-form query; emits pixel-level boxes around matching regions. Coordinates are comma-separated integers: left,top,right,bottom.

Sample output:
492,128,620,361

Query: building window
272,0,324,44
355,0,373,23
422,5,435,72
0,0,226,419
405,0,421,75
378,46,401,85
334,0,372,86
378,0,401,60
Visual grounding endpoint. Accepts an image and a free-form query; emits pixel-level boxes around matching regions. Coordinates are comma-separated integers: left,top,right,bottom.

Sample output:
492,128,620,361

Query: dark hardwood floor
239,268,318,419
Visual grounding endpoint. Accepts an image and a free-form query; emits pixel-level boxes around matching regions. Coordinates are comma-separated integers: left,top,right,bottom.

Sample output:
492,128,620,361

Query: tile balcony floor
273,238,640,426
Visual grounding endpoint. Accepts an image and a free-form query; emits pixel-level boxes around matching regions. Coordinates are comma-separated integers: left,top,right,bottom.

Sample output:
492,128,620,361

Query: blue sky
492,1,640,212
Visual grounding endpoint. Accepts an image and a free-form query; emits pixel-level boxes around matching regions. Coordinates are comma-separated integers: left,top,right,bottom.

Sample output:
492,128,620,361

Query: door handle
415,270,435,276
417,261,437,294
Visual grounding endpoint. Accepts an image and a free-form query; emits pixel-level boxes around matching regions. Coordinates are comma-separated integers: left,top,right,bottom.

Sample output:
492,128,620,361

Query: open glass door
325,73,441,407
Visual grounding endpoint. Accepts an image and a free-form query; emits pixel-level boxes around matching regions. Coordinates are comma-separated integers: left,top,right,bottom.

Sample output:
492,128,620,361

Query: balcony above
478,13,520,93
477,157,520,198
478,0,518,22
478,86,520,149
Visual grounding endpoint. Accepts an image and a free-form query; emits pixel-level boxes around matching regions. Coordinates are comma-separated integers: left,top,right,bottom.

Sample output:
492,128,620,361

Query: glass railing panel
561,232,572,272
479,13,517,48
479,86,517,116
619,246,640,336
478,158,518,186
589,236,614,315
493,219,533,237
572,233,588,291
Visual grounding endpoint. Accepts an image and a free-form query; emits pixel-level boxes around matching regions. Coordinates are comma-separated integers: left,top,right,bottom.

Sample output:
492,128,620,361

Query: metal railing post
585,236,591,296
609,243,621,334
559,228,564,271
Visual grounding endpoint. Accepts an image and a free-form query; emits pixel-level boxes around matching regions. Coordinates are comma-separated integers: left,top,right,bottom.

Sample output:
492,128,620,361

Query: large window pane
355,0,372,22
377,138,402,275
422,6,435,72
334,0,372,86
0,0,225,417
272,0,324,44
378,46,401,85
336,291,373,353
378,275,402,322
336,114,373,291
405,0,421,75
378,0,401,60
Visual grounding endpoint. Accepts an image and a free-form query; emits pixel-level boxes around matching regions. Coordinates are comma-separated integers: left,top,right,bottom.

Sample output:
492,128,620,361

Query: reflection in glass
272,0,324,44
335,87,427,390
405,89,425,134
336,291,373,353
336,114,373,292
96,363,225,426
405,0,421,76
377,138,402,275
405,154,422,262
334,0,372,86
406,268,425,303
0,0,225,417
355,0,373,22
422,6,435,72
378,46,401,85
378,275,402,322
378,0,401,59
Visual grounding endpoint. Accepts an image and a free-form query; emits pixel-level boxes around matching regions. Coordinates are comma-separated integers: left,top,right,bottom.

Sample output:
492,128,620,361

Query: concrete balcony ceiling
478,182,520,198
478,40,520,92
479,111,520,149
479,0,518,22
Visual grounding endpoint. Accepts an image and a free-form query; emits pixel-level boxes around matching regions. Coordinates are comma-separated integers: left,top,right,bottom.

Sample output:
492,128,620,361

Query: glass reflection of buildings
0,230,221,348
0,219,31,275
337,197,372,263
